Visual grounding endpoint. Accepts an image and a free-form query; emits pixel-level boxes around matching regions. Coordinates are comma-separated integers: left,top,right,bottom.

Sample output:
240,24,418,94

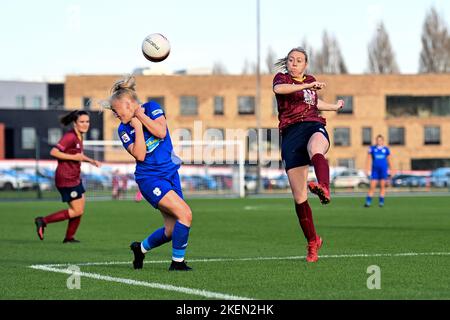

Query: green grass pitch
0,196,449,300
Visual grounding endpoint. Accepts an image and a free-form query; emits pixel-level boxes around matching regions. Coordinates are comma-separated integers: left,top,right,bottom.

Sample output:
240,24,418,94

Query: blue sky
1,0,449,80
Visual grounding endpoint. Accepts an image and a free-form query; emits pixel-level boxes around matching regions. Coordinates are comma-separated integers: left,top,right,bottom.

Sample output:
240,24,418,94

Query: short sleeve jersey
54,130,83,188
118,101,181,180
369,145,390,168
273,72,326,131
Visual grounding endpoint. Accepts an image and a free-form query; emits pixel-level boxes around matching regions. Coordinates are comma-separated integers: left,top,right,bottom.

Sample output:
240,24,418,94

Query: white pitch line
34,251,450,268
29,264,252,300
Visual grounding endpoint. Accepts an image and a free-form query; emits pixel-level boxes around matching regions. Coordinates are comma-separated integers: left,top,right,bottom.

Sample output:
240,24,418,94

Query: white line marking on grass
29,264,253,300
29,252,450,299
35,251,450,268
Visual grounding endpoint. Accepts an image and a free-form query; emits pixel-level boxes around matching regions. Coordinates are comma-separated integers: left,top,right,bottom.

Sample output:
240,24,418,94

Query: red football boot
306,236,323,263
308,182,331,204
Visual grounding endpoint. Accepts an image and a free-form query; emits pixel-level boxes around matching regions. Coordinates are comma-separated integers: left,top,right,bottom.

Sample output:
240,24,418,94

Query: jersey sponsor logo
120,131,131,143
70,191,78,198
145,136,161,153
153,187,162,197
152,109,164,117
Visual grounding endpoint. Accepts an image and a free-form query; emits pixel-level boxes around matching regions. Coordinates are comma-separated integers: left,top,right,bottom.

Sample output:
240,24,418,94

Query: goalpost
82,140,246,199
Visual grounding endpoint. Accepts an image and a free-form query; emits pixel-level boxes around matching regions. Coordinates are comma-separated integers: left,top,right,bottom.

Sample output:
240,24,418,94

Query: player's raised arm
126,117,147,162
134,106,167,139
317,99,345,112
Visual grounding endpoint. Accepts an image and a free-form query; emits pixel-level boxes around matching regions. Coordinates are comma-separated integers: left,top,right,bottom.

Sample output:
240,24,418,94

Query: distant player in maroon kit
34,110,101,243
273,47,344,262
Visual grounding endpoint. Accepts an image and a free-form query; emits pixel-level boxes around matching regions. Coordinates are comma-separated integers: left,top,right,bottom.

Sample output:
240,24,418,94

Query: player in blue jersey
364,135,392,207
108,76,192,271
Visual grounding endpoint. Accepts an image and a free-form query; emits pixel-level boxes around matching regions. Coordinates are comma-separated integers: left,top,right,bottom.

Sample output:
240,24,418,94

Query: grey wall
0,81,48,109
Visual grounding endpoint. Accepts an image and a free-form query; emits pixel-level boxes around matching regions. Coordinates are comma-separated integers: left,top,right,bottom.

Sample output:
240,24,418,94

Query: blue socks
140,221,191,262
365,196,372,206
379,197,385,207
172,221,190,262
141,227,171,253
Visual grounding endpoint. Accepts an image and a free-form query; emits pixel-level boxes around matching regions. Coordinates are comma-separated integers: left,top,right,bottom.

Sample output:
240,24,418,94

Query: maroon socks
42,209,70,225
65,216,81,240
42,209,81,240
311,153,330,188
294,201,317,242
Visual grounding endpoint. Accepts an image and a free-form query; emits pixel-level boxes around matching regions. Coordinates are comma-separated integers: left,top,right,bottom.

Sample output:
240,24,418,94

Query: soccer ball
141,33,171,62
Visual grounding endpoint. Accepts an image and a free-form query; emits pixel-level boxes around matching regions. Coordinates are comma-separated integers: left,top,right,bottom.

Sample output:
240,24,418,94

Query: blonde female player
273,47,344,262
107,76,192,271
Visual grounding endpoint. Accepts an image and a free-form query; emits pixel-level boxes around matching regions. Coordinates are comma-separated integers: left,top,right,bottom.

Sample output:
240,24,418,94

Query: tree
212,61,228,75
265,46,277,74
314,31,348,74
367,21,400,74
300,38,317,74
419,7,450,73
241,58,256,75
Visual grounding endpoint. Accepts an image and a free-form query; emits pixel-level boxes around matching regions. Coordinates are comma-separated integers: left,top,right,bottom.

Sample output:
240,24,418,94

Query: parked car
212,174,233,190
332,169,369,188
181,175,218,191
265,175,290,189
391,174,427,187
0,170,34,190
430,167,450,187
82,173,110,190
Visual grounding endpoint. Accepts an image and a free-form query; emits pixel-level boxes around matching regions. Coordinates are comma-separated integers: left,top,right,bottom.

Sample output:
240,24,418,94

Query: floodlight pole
256,0,263,194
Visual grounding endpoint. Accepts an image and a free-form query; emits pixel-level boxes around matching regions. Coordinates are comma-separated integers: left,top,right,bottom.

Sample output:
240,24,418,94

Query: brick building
65,74,450,170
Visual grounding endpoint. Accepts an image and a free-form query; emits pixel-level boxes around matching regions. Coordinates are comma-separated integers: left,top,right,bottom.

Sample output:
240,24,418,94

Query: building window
90,128,100,140
333,127,351,146
16,95,26,108
32,96,43,109
22,127,36,150
48,128,62,145
214,96,224,115
337,158,355,169
388,127,405,145
362,127,372,145
180,96,198,116
147,96,165,111
386,96,450,118
238,96,255,115
336,96,353,114
424,126,440,145
82,97,91,110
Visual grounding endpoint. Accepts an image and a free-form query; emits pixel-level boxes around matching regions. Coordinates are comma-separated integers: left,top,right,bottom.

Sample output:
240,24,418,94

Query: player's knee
294,195,308,205
183,207,193,225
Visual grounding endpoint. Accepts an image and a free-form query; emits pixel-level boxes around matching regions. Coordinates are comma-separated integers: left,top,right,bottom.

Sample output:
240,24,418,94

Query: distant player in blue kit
107,76,192,271
364,135,392,208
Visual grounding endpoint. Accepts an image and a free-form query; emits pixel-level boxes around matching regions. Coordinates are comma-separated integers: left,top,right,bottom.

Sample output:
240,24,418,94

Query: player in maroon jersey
273,47,344,262
34,110,101,243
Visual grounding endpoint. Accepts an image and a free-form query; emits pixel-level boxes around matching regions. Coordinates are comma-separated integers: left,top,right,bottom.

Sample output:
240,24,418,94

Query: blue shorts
281,121,330,171
371,166,388,180
57,182,85,203
136,172,184,209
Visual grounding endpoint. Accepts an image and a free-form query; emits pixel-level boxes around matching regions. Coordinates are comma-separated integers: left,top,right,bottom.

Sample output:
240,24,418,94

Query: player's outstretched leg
130,227,172,270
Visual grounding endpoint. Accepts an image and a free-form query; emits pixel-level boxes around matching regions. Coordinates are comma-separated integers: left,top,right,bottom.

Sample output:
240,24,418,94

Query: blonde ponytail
109,75,140,103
